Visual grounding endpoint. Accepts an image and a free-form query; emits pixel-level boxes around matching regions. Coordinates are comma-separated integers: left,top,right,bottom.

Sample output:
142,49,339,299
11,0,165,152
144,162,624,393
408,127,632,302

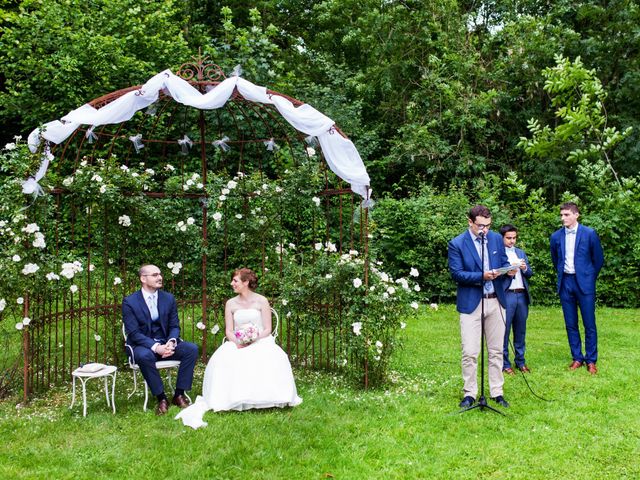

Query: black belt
509,288,526,293
483,293,497,299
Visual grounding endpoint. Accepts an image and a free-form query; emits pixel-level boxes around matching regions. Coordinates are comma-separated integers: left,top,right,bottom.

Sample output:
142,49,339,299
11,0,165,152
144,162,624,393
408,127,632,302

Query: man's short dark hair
468,205,492,221
499,224,518,237
560,202,580,214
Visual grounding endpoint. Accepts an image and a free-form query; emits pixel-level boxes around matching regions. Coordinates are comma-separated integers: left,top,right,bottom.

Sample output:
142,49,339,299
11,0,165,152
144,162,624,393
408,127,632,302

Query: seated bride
176,268,302,429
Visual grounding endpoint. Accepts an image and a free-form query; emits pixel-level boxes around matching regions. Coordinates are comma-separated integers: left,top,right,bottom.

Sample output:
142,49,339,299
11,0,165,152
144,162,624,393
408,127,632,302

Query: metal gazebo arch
17,55,370,400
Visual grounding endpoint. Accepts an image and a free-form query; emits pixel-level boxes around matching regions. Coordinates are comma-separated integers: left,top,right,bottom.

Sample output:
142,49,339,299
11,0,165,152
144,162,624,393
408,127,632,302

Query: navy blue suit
122,289,197,396
550,224,604,364
502,247,533,370
448,230,511,313
448,229,511,398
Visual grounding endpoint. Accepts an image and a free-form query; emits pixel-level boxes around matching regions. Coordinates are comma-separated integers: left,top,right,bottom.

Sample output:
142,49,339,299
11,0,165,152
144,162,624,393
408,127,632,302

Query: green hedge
370,169,640,308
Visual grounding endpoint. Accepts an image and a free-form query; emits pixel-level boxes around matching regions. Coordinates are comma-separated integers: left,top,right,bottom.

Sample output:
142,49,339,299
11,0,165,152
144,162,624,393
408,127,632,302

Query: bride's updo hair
233,268,258,290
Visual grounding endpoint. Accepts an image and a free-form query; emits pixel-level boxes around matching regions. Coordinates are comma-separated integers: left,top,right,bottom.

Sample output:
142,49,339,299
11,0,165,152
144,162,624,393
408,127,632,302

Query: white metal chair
122,323,191,411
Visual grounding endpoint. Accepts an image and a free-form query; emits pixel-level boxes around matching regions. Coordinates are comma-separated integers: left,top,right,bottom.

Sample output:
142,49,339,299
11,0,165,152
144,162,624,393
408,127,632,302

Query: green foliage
0,0,193,138
518,55,633,185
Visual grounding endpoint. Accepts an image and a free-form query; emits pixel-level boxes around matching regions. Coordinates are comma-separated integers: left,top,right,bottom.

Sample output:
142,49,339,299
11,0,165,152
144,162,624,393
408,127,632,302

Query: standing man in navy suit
550,202,604,374
123,264,198,414
448,205,513,409
499,224,533,375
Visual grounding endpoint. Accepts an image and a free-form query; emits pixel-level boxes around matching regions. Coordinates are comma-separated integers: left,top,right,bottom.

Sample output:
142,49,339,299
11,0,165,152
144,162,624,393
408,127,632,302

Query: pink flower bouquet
234,323,259,345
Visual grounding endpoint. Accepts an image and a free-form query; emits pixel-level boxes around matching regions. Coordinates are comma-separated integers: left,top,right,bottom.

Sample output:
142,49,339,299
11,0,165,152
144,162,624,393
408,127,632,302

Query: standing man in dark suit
499,224,533,375
448,205,513,409
123,264,198,414
550,202,604,374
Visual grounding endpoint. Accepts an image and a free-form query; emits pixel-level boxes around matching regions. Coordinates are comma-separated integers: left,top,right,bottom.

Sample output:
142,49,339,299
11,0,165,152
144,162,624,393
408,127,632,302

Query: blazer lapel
135,290,152,332
464,233,482,269
156,291,168,337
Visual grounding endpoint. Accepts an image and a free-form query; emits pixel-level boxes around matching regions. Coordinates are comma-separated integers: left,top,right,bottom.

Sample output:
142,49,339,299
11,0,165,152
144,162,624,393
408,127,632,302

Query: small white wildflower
306,147,316,157
15,322,24,330
46,272,60,281
353,278,363,288
12,254,21,262
21,263,40,275
414,284,421,292
145,168,155,176
196,322,206,330
282,299,288,306
387,286,396,295
235,214,243,219
99,185,107,194
91,174,103,183
120,165,129,172
94,334,102,342
312,196,321,207
314,242,322,251
118,215,131,227
211,325,220,335
400,322,407,329
22,223,40,234
222,188,230,195
17,297,24,305
275,186,283,193
186,217,195,225
113,277,122,285
0,298,5,311
219,194,226,201
212,212,222,221
70,285,78,293
410,301,419,310
410,267,419,277
325,274,333,279
227,180,238,189
430,303,439,311
165,164,175,172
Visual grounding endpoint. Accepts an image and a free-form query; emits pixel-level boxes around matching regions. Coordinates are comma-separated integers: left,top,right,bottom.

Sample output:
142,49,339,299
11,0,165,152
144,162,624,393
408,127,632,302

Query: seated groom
122,264,198,415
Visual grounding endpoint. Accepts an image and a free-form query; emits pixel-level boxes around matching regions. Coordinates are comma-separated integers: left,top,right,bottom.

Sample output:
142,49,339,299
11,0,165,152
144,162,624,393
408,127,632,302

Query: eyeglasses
142,272,162,278
474,222,492,230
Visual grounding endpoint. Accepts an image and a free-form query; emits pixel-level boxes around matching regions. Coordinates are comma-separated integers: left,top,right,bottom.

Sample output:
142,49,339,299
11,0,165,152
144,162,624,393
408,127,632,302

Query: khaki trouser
460,298,506,398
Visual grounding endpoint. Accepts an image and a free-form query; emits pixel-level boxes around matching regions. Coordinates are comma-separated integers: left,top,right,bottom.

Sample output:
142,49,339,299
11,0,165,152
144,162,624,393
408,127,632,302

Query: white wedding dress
175,308,302,429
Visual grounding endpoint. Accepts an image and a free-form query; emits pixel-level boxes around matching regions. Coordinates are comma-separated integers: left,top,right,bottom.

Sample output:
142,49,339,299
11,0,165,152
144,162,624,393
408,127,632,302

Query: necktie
147,293,159,320
477,237,493,294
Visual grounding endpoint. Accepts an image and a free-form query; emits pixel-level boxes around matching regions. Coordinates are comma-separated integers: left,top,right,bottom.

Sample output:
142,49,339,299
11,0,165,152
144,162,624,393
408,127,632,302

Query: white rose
113,277,122,285
17,297,24,304
212,212,222,221
410,267,419,277
196,322,206,330
94,334,102,342
410,302,419,310
12,255,21,262
15,322,24,330
187,217,195,225
353,278,363,288
351,322,362,336
235,214,243,219
312,196,321,207
70,285,78,293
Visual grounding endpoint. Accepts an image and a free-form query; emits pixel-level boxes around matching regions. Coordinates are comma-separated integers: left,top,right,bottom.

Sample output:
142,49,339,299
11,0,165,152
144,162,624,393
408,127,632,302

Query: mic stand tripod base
459,395,506,416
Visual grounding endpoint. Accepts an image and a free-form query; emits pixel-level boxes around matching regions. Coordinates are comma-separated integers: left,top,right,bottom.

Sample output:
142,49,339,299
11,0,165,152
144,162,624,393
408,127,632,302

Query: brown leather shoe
503,367,515,375
569,360,584,370
172,394,190,409
156,399,169,416
586,363,598,375
518,365,531,373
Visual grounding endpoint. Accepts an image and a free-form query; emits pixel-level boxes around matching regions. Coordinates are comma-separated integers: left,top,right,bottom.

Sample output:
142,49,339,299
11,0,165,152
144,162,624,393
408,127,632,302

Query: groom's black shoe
459,396,475,408
172,394,190,409
156,399,169,415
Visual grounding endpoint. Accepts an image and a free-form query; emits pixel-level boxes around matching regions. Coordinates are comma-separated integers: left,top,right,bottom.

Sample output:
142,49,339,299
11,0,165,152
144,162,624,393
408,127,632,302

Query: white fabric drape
27,69,370,200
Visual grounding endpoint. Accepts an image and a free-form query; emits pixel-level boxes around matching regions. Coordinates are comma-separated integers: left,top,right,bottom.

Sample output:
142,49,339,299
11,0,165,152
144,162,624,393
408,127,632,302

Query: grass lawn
1,305,638,479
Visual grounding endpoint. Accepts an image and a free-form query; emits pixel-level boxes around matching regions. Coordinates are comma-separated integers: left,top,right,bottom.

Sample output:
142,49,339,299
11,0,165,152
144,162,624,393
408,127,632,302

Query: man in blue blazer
448,205,513,409
499,224,534,375
550,202,604,374
123,264,198,415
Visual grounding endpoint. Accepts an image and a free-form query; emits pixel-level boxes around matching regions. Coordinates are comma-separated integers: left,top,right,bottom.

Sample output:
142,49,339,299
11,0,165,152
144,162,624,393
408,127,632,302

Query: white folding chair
122,323,191,411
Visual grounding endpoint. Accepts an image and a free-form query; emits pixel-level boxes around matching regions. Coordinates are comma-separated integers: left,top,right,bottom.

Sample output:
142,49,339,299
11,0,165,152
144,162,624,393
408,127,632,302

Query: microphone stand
460,231,504,416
